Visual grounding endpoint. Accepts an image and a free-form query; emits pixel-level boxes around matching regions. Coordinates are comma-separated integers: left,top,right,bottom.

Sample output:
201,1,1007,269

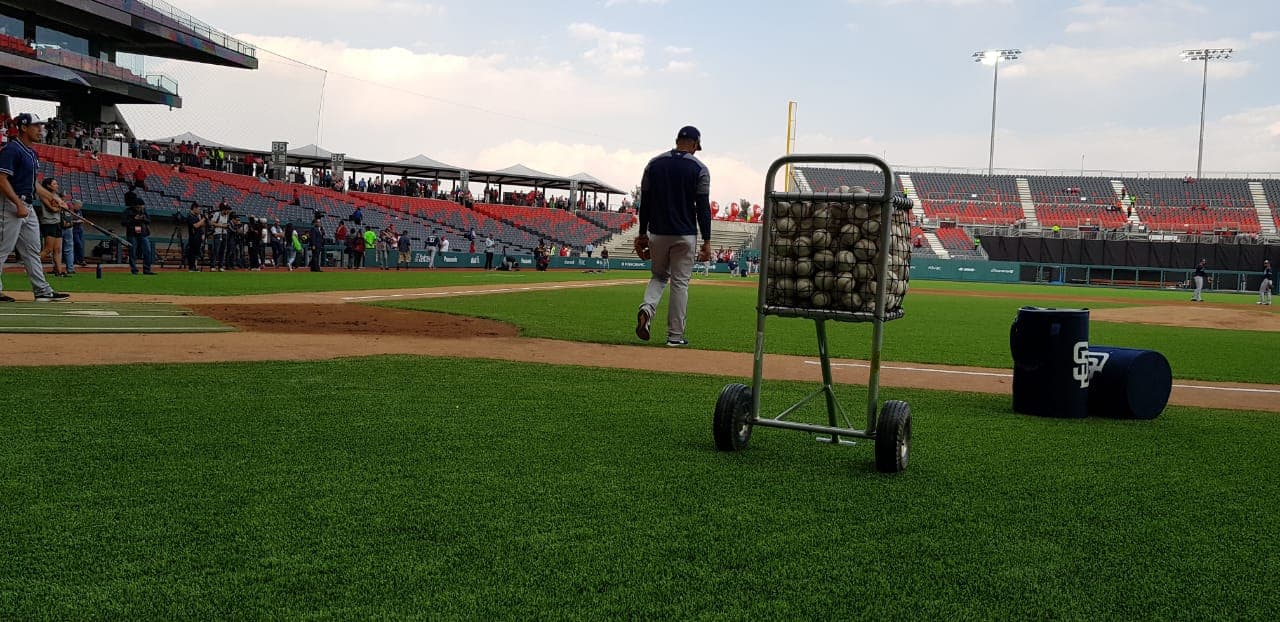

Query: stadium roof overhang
0,0,258,69
0,50,181,107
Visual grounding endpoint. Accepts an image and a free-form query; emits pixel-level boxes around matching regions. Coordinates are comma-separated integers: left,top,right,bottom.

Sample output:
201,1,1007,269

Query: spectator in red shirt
291,188,301,206
133,165,148,191
115,162,126,182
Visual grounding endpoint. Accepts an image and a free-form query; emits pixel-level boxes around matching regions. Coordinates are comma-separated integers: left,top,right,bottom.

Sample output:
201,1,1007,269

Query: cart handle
763,154,906,208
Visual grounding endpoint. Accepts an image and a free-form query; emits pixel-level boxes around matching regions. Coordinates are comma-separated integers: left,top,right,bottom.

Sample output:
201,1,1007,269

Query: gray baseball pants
0,197,55,298
1193,275,1204,301
1261,279,1273,305
640,234,695,341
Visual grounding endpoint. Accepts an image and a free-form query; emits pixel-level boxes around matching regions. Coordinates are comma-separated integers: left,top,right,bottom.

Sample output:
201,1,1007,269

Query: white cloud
1064,1,1205,34
1000,40,1253,84
604,0,668,6
1251,31,1280,43
180,0,444,17
663,46,692,55
567,23,649,76
663,60,695,73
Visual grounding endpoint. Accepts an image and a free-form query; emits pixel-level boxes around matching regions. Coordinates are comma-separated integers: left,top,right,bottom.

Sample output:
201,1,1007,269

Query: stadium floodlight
973,49,1021,176
1180,48,1233,178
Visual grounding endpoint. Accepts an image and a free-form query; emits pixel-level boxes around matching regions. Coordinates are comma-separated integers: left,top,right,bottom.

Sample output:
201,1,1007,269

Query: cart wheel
874,400,911,473
713,383,753,452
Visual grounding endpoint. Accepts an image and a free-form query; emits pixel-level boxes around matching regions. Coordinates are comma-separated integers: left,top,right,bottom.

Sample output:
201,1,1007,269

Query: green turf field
2,357,1277,619
0,302,230,333
379,286,1280,385
46,269,641,296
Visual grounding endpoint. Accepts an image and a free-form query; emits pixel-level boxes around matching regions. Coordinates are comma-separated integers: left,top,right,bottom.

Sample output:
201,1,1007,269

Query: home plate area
0,302,232,333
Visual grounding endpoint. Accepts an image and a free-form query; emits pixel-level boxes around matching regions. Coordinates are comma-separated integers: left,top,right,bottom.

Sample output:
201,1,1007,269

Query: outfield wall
982,235,1279,272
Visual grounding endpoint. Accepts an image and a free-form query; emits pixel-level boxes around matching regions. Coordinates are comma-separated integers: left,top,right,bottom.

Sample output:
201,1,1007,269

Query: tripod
162,211,186,269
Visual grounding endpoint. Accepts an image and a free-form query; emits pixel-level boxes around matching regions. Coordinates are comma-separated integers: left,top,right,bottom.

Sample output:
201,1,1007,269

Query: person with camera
182,202,206,272
208,203,231,271
121,191,156,275
61,199,84,275
308,216,325,272
246,217,265,271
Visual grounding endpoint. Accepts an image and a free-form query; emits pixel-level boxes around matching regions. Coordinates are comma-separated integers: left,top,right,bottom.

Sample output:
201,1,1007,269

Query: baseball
862,217,881,239
813,249,836,271
772,257,796,277
792,201,813,220
838,223,860,248
793,236,813,258
811,229,832,251
775,217,796,236
836,250,856,272
841,291,862,311
774,201,794,218
795,278,814,301
853,203,870,220
854,262,875,281
772,276,796,296
771,237,794,258
811,204,833,230
814,270,837,292
853,239,878,262
793,257,814,277
837,272,857,293
811,291,832,308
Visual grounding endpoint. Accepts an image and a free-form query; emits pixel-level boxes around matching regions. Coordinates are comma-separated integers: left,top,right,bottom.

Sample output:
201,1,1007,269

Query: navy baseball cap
677,125,702,150
15,113,45,127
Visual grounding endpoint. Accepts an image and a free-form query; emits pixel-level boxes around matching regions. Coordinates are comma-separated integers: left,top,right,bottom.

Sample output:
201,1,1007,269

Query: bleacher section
31,143,636,255
796,167,891,194
1027,175,1127,229
909,226,937,258
912,173,1022,225
0,34,35,58
935,227,984,259
1262,181,1280,232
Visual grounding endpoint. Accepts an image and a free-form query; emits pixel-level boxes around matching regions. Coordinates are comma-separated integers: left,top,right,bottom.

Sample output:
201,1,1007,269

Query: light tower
1180,48,1233,179
972,48,1021,176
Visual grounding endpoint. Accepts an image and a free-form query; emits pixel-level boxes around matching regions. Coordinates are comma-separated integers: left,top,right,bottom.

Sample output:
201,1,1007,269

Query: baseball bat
77,215,134,248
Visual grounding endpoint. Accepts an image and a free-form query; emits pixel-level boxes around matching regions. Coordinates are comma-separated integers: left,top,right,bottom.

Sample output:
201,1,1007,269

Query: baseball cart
713,154,915,472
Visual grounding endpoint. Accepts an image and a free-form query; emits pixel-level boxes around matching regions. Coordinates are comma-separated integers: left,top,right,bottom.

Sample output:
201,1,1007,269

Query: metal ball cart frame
713,154,914,473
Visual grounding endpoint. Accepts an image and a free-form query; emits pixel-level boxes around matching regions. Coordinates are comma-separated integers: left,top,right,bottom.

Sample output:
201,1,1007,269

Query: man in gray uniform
634,125,713,347
0,113,70,302
1191,259,1207,302
1259,260,1273,306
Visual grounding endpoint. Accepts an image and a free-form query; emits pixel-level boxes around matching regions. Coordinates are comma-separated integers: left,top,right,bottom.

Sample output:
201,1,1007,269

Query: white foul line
805,361,1280,395
0,327,229,332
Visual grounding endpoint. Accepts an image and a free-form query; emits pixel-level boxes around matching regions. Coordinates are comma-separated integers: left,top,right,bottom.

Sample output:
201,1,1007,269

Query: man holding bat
0,113,70,302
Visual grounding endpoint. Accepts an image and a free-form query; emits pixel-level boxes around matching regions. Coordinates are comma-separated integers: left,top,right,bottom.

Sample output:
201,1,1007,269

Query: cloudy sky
31,0,1280,204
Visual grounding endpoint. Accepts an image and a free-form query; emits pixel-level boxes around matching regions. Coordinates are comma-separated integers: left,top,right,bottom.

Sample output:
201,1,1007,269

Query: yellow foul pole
784,101,797,192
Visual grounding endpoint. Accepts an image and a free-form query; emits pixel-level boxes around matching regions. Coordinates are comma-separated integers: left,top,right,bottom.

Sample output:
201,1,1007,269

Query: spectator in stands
484,235,495,270
379,225,396,269
439,236,450,254
284,223,300,271
61,200,84,274
270,219,284,267
132,165,148,191
362,227,377,266
396,231,411,270
208,204,231,271
115,162,127,183
600,246,610,272
351,206,363,226
350,228,366,270
535,240,549,271
182,202,206,272
308,217,325,272
121,192,155,275
559,245,570,258
291,188,301,206
585,242,595,258
37,178,68,277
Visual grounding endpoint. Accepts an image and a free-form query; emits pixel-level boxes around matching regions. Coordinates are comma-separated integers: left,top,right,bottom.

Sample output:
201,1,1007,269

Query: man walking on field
634,125,713,347
1260,260,1273,306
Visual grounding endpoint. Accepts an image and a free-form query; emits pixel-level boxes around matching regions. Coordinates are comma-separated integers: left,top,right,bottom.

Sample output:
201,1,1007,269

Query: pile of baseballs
766,198,912,314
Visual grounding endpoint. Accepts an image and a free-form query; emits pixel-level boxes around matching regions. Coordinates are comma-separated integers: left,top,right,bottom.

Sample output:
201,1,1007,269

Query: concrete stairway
922,231,950,259
898,174,927,223
1112,179,1143,226
606,219,760,259
1014,178,1040,228
1249,181,1277,236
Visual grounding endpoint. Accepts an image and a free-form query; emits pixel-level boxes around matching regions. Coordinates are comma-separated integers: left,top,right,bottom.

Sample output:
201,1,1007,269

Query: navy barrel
1010,307,1091,419
1085,346,1172,420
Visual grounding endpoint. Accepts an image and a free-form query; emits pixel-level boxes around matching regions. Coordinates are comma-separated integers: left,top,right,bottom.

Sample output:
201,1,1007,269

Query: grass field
44,268,638,296
381,285,1280,385
3,357,1278,619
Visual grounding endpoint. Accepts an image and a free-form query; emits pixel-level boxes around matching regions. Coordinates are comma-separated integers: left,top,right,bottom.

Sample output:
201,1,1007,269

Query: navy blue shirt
1194,265,1207,278
639,149,712,241
0,138,39,197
